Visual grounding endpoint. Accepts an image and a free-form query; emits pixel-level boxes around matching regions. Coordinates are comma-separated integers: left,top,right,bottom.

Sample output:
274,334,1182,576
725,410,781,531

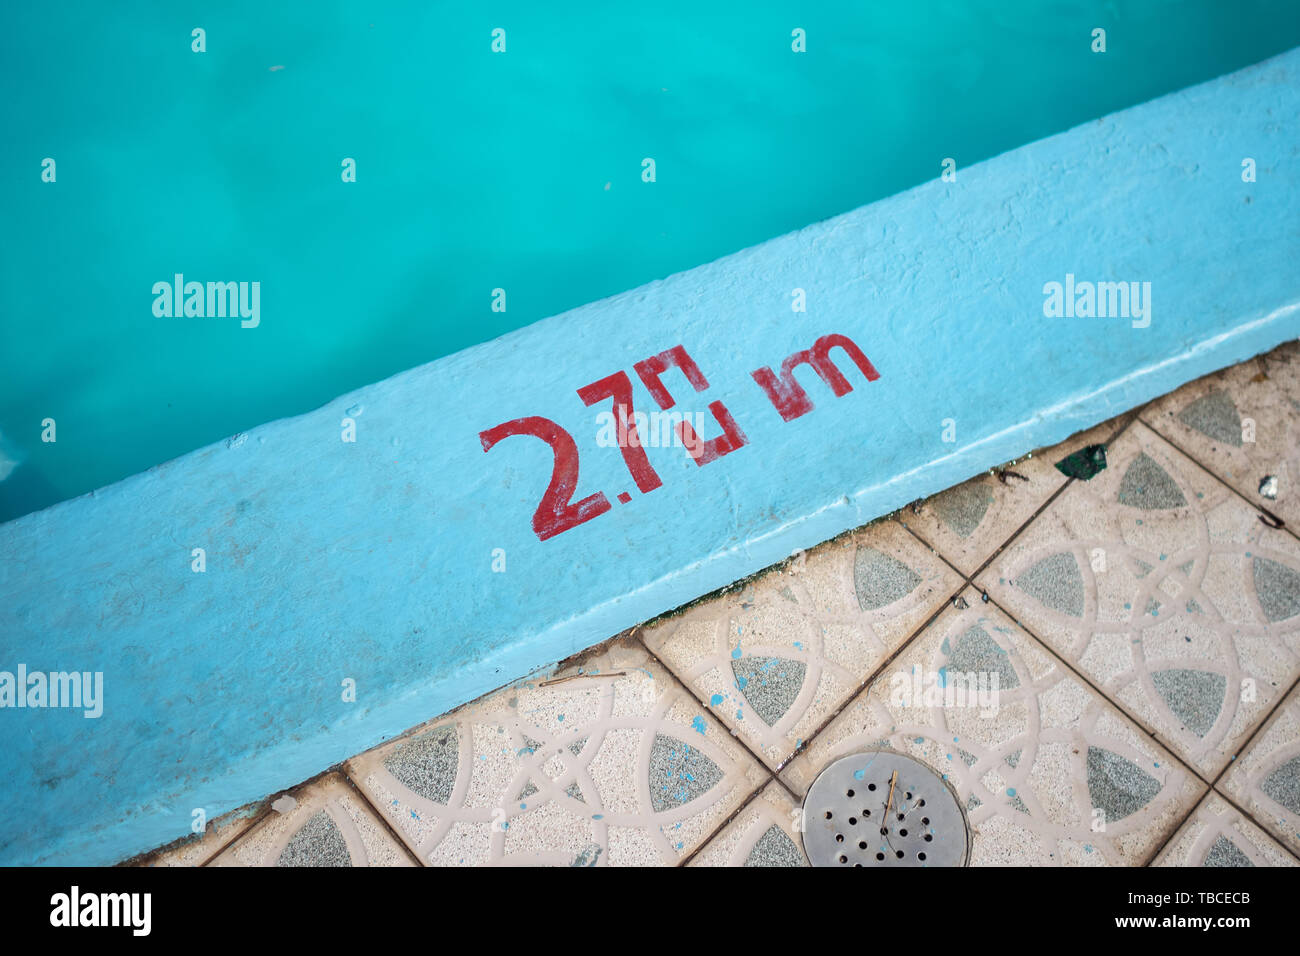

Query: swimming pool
3,0,1300,523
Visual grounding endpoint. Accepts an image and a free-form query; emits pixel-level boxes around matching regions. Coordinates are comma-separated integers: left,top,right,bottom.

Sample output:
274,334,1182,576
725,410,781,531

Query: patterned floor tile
1219,681,1300,855
687,780,807,867
1153,791,1297,866
345,640,767,866
780,587,1204,866
977,422,1300,778
904,417,1131,577
1143,341,1300,530
642,520,962,770
131,802,267,867
210,773,413,867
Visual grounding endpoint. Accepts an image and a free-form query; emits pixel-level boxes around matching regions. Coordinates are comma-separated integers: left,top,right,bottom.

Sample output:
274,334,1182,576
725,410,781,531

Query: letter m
52,672,81,709
101,893,129,926
1096,281,1128,317
751,333,880,422
206,281,239,318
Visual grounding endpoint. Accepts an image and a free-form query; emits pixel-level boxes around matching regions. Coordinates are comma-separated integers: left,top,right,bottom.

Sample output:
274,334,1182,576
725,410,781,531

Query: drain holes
802,751,970,867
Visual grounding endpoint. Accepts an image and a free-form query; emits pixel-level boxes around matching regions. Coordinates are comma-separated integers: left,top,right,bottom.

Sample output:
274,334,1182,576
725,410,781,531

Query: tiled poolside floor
136,342,1300,867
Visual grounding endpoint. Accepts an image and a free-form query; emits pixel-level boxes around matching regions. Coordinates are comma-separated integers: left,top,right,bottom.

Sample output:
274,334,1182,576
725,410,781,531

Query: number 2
479,416,611,541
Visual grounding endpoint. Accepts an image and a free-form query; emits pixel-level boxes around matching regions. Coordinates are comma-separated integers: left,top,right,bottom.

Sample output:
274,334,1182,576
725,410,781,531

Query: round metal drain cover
802,751,969,867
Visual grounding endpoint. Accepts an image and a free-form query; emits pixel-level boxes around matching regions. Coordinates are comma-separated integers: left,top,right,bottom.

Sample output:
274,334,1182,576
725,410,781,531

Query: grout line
771,772,802,803
677,773,774,867
984,591,1300,866
1208,671,1300,792
634,631,780,776
1194,671,1300,861
972,592,1218,867
900,520,975,584
194,804,274,868
1146,783,1300,868
198,766,421,868
1144,668,1300,869
195,766,342,866
904,410,1142,588
772,575,974,774
1136,412,1300,547
340,765,426,867
634,632,794,867
967,411,1143,585
1142,787,1218,867
985,592,1211,783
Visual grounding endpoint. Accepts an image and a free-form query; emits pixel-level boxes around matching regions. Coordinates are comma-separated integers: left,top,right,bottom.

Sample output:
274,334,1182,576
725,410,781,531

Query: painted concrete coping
2,47,1299,866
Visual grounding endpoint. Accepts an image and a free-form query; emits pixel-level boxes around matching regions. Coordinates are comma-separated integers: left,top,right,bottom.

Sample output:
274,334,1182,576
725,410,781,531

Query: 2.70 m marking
479,333,879,542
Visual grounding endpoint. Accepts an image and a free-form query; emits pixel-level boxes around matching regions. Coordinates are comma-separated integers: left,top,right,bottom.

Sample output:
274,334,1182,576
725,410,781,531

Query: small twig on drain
883,770,898,821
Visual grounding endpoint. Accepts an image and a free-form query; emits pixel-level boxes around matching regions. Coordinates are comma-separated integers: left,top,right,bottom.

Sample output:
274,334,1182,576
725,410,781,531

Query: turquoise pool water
3,1,1299,524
